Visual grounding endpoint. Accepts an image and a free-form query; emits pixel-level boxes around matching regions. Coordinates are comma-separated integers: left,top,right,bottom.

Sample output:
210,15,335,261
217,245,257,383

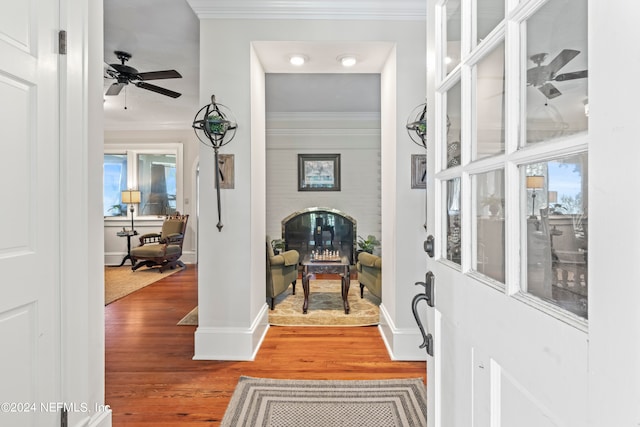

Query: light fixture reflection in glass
526,175,544,218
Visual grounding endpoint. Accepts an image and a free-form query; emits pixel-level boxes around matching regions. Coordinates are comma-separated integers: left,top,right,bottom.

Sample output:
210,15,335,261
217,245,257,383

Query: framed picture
411,154,427,189
298,154,341,191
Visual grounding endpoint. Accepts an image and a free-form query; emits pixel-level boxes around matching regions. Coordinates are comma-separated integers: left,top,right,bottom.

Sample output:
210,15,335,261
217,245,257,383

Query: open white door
0,0,61,425
423,0,590,425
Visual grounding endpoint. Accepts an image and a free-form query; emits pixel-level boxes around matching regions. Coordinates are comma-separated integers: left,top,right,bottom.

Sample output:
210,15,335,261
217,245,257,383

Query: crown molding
187,0,426,21
267,111,380,122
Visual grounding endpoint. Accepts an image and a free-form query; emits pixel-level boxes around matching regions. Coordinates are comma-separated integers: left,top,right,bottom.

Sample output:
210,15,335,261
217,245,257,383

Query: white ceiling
103,0,200,130
103,0,424,130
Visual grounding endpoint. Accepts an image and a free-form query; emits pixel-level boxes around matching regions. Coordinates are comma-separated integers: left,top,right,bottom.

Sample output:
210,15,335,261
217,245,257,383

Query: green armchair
266,237,299,310
130,214,189,273
356,251,382,299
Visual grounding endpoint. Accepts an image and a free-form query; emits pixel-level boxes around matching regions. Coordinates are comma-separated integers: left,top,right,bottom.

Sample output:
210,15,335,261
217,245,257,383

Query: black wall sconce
406,101,427,149
192,94,237,231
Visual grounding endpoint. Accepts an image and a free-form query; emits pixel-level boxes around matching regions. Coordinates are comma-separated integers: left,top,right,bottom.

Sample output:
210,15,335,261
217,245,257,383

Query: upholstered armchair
130,214,189,273
266,237,299,310
356,251,382,299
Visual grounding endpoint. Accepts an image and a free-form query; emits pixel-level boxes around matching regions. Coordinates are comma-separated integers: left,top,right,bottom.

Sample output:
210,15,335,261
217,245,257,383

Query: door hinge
60,407,68,427
58,30,67,55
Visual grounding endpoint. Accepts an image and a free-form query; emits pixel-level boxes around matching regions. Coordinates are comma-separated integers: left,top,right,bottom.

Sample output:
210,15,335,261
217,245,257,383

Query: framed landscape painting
298,154,341,191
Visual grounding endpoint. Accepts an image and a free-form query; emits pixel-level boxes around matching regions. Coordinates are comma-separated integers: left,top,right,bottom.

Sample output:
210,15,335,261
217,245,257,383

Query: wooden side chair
130,214,189,273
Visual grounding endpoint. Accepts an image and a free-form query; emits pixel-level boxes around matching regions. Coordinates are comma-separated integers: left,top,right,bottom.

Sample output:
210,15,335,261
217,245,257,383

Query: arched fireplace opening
281,207,357,265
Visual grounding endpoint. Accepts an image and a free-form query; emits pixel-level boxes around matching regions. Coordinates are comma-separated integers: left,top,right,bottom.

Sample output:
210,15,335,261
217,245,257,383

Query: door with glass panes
424,0,589,425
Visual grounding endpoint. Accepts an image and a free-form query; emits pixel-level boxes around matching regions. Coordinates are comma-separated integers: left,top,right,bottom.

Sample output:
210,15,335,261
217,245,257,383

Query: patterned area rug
177,279,380,326
104,265,184,305
269,279,380,326
221,376,427,427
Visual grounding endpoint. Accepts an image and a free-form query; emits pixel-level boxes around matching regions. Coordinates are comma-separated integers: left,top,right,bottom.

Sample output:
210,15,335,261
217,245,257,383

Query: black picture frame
298,154,341,191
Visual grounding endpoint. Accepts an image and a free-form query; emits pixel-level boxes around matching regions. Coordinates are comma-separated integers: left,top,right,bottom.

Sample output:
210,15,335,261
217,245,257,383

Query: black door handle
412,271,435,356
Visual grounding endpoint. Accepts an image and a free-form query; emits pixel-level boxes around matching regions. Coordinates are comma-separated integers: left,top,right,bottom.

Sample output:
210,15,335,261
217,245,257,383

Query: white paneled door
424,0,591,425
0,0,61,425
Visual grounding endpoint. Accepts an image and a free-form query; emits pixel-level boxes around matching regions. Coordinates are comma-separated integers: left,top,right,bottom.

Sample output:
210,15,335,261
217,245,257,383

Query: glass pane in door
446,81,462,168
475,169,505,282
475,41,505,160
477,0,505,44
525,0,588,145
522,152,588,318
445,0,462,74
445,178,462,265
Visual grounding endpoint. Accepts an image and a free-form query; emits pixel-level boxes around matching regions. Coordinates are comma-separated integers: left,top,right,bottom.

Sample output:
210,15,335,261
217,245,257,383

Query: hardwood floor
105,265,426,426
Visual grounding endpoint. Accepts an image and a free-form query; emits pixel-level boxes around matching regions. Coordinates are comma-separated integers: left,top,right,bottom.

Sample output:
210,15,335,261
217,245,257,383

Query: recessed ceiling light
289,55,307,66
338,55,357,67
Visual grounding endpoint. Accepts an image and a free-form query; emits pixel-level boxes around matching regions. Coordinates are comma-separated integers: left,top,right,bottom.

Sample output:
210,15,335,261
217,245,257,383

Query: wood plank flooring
105,266,426,426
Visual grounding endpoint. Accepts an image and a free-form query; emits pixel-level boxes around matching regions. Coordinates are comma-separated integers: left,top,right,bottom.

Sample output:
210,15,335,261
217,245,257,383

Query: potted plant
271,238,286,255
357,235,380,254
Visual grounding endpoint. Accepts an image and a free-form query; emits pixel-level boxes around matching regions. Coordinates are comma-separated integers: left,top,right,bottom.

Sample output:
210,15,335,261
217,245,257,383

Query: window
103,144,183,219
523,153,588,318
435,0,588,322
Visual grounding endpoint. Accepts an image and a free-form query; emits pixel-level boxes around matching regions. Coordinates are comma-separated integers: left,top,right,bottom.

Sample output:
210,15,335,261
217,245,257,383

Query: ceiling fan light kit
104,50,183,99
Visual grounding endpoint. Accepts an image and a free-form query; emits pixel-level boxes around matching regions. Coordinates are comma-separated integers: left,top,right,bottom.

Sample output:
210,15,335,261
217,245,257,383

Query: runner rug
221,376,427,427
177,279,380,326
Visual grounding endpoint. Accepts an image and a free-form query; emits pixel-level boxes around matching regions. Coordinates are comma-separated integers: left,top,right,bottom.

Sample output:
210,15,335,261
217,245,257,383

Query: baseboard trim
378,303,427,361
193,304,270,361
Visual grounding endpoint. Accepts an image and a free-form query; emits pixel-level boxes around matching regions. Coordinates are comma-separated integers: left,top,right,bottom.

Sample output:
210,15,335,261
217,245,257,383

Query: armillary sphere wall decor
192,94,238,231
406,101,427,149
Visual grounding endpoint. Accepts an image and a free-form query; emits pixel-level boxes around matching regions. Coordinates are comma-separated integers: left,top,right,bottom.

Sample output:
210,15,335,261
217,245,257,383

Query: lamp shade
526,175,544,189
548,191,558,203
121,190,141,204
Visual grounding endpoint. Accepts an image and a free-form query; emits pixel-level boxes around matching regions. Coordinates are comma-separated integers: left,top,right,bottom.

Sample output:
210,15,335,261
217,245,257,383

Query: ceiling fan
104,50,182,98
527,49,588,99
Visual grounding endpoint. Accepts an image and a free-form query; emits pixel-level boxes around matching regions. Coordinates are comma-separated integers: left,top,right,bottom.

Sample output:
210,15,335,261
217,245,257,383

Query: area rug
104,265,184,305
221,376,427,427
177,279,380,326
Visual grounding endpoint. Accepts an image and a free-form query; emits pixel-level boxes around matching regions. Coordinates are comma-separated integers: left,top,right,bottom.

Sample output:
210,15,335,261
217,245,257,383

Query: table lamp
526,175,544,218
121,189,141,232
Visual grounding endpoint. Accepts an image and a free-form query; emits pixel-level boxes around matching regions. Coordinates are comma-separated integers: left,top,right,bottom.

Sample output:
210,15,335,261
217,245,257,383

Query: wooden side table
116,230,138,267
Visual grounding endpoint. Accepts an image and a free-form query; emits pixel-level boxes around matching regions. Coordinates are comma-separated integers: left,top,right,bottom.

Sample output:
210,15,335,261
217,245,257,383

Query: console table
116,230,138,267
301,255,351,314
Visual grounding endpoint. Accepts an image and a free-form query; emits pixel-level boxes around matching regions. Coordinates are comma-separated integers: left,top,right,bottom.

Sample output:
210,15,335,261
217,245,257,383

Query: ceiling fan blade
137,70,182,80
554,70,588,82
546,49,580,74
538,82,562,99
135,81,182,98
105,82,126,96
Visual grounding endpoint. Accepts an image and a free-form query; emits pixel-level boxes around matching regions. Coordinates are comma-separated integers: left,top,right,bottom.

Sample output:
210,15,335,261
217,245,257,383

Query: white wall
194,17,427,361
103,129,200,265
266,112,381,246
